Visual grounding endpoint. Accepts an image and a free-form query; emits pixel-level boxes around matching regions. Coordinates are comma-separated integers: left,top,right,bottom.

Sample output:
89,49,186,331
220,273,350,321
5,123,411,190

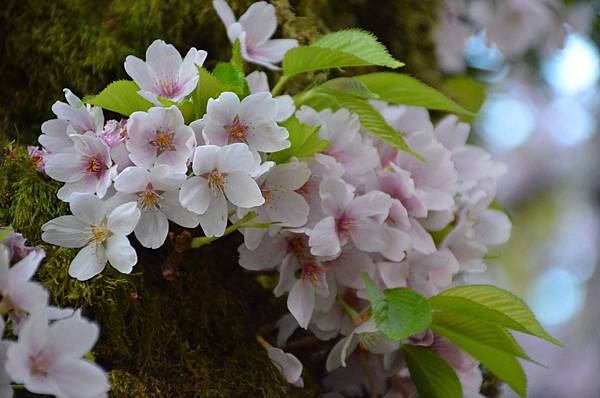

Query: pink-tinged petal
124,55,156,93
265,191,308,227
350,218,386,253
179,176,212,214
192,145,220,175
199,192,228,237
5,342,34,384
274,253,299,297
51,101,96,134
8,281,49,314
227,22,244,43
319,178,354,217
346,191,392,220
274,95,295,122
421,209,454,231
381,225,411,262
474,209,511,246
264,161,310,191
9,250,45,283
213,0,237,27
288,277,315,329
389,199,410,228
450,239,487,273
409,218,436,254
138,90,161,106
266,346,304,387
47,316,99,359
207,92,240,125
71,134,110,162
160,191,201,228
240,92,278,123
135,209,169,249
56,178,99,202
145,39,182,81
217,143,258,173
325,334,359,371
251,39,298,64
202,121,230,147
44,153,84,183
238,235,287,270
418,188,455,212
378,260,409,288
69,193,106,226
245,122,290,152
239,220,268,251
238,1,277,45
224,171,264,208
308,216,341,257
106,202,140,235
69,244,106,281
434,115,469,150
41,216,89,248
49,359,109,398
276,314,299,347
245,71,270,93
114,166,151,194
106,235,137,274
39,119,71,153
179,48,207,86
330,247,374,289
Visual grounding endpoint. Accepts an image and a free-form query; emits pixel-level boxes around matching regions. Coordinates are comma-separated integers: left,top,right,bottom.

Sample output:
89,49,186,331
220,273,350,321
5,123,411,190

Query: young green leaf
316,77,380,99
0,227,12,241
431,312,528,397
293,91,342,111
84,80,153,116
402,345,462,398
441,76,487,115
433,285,561,346
361,273,431,341
334,95,421,159
268,117,328,163
354,72,474,117
212,62,247,96
230,39,244,73
283,29,403,77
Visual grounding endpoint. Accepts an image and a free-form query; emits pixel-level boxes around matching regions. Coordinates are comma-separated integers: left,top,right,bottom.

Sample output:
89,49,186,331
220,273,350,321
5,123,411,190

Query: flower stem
190,212,258,249
271,75,291,96
256,334,270,349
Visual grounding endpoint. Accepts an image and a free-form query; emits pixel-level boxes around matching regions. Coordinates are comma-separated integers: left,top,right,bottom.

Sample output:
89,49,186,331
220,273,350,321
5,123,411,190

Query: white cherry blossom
41,193,140,281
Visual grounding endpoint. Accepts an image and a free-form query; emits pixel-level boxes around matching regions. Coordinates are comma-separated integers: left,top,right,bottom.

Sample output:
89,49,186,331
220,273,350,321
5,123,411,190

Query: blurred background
436,1,600,397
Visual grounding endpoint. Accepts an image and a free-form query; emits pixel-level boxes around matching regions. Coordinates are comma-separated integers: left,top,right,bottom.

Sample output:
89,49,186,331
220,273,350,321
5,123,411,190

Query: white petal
239,92,278,123
206,91,240,125
69,244,106,281
198,193,228,237
47,316,99,359
217,143,258,173
287,278,315,329
213,0,237,27
308,216,341,257
266,347,303,386
224,171,264,208
9,250,45,283
49,359,109,398
150,164,186,192
245,71,270,93
106,202,140,235
134,209,169,249
191,145,220,176
325,334,359,372
160,191,201,228
179,176,212,214
106,235,137,274
238,235,287,271
45,153,84,183
265,191,308,227
238,1,277,44
114,167,150,193
42,216,89,248
69,193,106,225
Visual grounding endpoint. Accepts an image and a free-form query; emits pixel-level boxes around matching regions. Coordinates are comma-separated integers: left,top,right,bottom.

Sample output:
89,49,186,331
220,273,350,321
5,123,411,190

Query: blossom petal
213,0,237,27
287,277,315,329
179,176,212,214
238,1,277,44
106,202,140,235
308,216,341,257
134,209,169,249
69,193,106,226
217,143,257,173
69,244,106,281
42,216,89,248
49,359,109,398
114,166,151,194
198,192,228,237
224,171,264,208
106,235,137,274
47,316,99,359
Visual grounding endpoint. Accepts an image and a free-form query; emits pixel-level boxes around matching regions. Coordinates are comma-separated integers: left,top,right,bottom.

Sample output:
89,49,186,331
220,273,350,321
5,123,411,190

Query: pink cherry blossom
179,143,264,237
0,318,12,398
27,146,48,172
213,0,298,70
125,39,207,105
246,71,295,121
5,308,110,398
114,165,200,249
264,344,304,387
202,91,290,153
126,106,196,173
44,134,116,201
100,119,132,172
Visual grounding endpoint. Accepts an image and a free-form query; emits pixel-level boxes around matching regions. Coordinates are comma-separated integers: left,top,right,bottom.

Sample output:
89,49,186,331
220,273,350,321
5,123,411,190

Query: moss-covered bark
1,1,442,396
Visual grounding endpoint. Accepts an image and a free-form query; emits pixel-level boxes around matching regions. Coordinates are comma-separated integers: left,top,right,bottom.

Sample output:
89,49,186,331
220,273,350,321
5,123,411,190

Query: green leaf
231,39,244,73
0,227,12,241
84,80,153,116
268,117,328,163
402,345,462,398
431,312,528,397
361,273,431,341
283,29,403,77
354,72,474,117
334,95,421,159
213,62,246,96
194,67,231,118
293,91,341,111
433,285,561,346
441,76,487,115
316,77,380,99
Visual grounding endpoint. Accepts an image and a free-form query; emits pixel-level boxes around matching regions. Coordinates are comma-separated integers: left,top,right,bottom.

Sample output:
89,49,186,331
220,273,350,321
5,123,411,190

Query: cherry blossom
0,318,12,398
126,106,196,173
179,143,264,237
5,308,110,398
202,91,290,153
124,39,207,105
41,193,140,281
27,146,48,172
114,165,200,249
260,340,304,387
99,119,132,172
213,0,298,69
308,178,393,259
44,134,116,201
246,71,295,121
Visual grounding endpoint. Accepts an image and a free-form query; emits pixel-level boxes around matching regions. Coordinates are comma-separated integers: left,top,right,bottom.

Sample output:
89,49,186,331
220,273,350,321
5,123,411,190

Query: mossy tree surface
1,1,442,396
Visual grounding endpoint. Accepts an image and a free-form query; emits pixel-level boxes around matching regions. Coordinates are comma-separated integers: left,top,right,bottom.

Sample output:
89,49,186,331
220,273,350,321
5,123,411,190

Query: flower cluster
0,229,109,398
29,1,516,396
